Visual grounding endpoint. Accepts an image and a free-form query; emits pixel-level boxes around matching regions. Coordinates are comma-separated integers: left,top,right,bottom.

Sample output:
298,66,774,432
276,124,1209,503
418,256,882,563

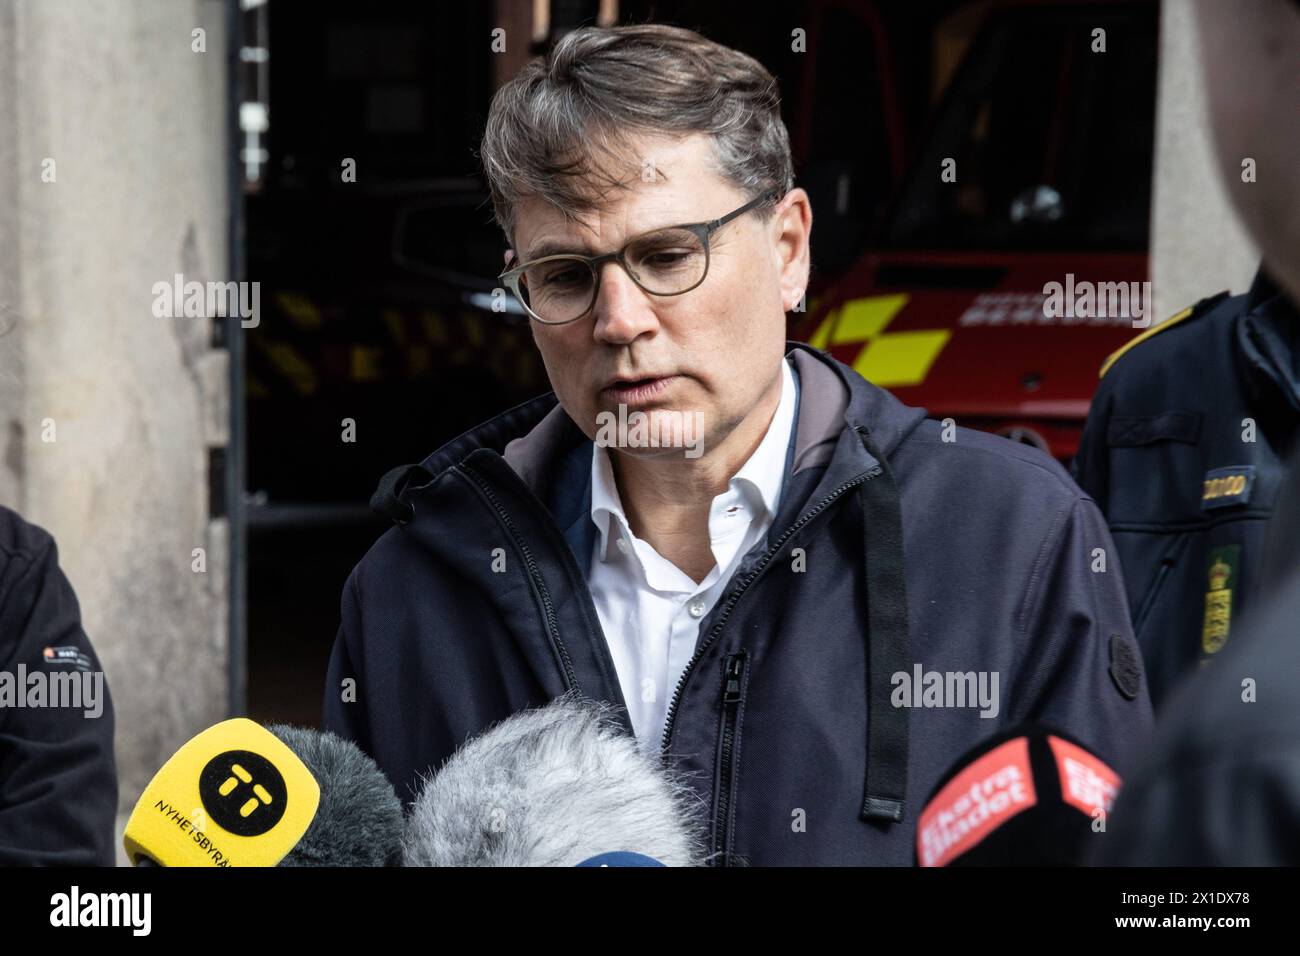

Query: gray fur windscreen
267,724,406,866
402,695,707,866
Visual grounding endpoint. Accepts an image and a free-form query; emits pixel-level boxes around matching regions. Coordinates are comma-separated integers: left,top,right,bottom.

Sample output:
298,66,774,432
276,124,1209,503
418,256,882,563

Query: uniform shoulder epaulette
1098,290,1230,379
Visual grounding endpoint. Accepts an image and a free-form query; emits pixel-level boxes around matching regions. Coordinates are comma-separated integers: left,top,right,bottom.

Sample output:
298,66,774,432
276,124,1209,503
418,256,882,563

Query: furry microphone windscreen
267,724,406,866
402,695,708,866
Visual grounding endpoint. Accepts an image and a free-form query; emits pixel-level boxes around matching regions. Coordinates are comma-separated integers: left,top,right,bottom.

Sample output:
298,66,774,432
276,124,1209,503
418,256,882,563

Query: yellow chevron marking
350,346,384,383
255,338,318,395
832,293,910,343
381,309,407,345
274,292,322,331
808,313,833,349
852,329,952,388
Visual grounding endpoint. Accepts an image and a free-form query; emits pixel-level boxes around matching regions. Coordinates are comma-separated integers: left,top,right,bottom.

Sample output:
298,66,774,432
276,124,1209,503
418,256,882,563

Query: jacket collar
401,339,929,537
589,354,798,565
494,341,924,494
1236,267,1300,414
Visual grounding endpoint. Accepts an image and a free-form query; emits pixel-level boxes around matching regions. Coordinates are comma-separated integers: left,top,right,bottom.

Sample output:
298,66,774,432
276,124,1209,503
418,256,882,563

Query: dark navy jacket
0,506,117,865
323,342,1153,865
1094,437,1300,865
1074,270,1300,710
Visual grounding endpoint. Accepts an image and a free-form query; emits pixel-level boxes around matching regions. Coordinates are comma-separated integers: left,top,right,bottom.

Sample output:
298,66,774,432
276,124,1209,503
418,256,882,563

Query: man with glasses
323,23,1151,865
497,188,779,330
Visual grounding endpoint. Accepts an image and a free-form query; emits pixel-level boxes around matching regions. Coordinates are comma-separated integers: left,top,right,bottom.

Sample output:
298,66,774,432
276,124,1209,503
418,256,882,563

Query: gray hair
479,23,794,246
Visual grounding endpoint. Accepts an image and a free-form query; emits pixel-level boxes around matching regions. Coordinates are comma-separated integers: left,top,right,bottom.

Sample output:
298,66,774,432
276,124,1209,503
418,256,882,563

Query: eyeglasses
499,189,783,325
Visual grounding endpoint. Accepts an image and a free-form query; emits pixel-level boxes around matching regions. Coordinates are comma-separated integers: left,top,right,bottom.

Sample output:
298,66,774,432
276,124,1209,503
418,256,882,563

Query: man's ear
774,188,813,313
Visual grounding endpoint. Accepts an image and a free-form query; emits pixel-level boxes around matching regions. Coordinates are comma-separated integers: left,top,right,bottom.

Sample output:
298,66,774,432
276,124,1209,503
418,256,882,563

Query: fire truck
790,0,1157,461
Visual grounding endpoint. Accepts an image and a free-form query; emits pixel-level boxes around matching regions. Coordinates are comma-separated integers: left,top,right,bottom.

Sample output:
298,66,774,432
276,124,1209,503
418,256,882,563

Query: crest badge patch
1202,545,1240,654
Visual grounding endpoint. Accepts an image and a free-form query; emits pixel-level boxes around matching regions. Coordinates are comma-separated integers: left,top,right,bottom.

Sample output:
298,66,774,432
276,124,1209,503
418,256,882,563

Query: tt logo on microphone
199,750,289,836
221,763,273,817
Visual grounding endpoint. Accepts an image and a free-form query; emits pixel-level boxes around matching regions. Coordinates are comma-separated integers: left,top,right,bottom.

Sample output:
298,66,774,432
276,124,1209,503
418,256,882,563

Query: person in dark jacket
1073,268,1300,710
0,505,117,865
323,23,1152,865
1091,0,1300,865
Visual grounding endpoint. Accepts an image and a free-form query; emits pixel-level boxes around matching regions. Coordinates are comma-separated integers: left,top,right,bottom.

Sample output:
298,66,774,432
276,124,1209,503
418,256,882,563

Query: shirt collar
591,357,797,563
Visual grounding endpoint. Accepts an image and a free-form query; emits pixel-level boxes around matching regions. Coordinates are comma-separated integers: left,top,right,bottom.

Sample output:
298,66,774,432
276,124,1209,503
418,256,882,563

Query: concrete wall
1150,0,1258,320
0,0,230,858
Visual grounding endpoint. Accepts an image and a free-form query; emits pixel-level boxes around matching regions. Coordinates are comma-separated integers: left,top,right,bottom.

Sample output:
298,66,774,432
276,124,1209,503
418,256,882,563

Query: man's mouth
601,375,678,403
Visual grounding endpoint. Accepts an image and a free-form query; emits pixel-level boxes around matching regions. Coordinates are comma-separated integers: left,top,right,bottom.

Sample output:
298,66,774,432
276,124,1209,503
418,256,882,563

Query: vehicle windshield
886,6,1157,252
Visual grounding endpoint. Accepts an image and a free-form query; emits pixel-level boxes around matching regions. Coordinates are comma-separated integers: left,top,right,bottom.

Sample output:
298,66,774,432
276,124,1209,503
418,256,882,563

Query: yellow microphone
123,718,320,867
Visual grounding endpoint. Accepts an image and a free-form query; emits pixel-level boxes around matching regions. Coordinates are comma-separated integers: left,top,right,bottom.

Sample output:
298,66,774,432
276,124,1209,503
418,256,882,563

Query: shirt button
616,537,630,555
688,599,706,618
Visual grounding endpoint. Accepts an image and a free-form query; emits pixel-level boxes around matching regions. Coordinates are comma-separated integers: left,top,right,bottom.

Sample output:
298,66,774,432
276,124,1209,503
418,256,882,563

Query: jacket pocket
1107,411,1202,447
1132,532,1188,639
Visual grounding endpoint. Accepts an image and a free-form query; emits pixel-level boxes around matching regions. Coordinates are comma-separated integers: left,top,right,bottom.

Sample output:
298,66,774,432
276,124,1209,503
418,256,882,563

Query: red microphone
916,724,1121,866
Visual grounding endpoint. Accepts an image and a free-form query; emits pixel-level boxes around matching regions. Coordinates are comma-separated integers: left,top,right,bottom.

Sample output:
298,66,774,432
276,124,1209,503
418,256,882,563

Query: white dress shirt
588,357,797,749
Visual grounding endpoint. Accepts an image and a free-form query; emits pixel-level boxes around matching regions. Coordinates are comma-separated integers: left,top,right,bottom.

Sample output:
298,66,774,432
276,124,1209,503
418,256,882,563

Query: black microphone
915,724,1121,866
267,724,405,866
403,695,705,866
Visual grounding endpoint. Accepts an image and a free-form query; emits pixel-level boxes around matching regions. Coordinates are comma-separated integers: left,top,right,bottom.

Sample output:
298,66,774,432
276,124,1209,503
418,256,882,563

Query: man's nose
590,260,659,343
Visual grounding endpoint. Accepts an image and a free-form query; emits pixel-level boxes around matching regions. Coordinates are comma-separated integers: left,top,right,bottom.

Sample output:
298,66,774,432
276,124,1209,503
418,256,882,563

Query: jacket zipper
659,468,878,758
667,470,878,866
465,445,882,863
714,652,747,864
457,462,579,691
